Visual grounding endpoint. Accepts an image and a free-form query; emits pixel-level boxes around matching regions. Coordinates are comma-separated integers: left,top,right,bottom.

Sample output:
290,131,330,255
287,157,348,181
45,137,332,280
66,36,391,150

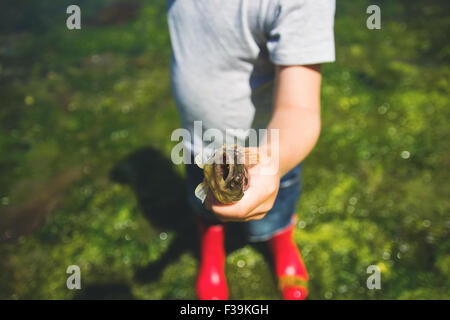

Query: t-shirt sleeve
266,0,336,65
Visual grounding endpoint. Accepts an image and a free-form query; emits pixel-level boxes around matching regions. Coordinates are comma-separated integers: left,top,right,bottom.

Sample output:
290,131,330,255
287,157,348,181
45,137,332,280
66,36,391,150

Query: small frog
194,144,259,204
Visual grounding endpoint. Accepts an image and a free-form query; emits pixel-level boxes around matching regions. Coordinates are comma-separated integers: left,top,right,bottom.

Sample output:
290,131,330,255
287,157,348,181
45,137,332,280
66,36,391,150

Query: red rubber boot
268,219,309,300
196,219,228,300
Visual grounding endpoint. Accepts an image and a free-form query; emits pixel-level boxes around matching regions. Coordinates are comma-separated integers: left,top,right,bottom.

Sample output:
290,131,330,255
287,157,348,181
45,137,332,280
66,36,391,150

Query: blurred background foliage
0,0,449,299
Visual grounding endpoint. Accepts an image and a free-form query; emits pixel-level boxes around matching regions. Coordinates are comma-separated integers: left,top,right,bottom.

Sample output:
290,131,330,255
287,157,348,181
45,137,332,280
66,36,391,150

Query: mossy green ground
0,0,449,299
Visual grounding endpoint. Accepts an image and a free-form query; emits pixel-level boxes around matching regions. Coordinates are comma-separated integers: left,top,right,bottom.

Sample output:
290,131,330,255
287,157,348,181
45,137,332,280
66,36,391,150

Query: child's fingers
208,186,259,219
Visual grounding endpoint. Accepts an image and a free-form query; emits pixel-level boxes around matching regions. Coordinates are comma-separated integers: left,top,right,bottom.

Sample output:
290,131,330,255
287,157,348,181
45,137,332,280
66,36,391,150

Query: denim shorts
185,162,302,242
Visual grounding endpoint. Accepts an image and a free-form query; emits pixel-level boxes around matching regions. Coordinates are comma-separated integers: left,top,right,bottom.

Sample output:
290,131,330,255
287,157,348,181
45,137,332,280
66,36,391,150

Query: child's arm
206,65,322,222
265,64,322,177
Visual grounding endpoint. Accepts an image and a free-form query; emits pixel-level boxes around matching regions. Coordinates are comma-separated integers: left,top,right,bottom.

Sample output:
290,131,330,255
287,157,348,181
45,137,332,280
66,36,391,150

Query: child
167,0,335,299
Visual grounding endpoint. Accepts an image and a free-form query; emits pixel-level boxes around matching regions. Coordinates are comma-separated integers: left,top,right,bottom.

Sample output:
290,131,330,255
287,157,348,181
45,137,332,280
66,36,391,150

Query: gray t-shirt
167,0,335,155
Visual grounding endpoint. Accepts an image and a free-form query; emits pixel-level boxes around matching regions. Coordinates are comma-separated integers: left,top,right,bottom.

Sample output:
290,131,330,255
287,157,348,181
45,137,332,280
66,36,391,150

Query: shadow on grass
77,146,277,299
110,147,199,285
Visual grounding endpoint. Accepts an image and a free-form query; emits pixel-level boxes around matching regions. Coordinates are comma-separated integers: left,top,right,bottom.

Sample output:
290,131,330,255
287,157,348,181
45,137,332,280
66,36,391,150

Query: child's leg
185,162,228,299
268,216,308,300
196,217,228,300
246,164,308,299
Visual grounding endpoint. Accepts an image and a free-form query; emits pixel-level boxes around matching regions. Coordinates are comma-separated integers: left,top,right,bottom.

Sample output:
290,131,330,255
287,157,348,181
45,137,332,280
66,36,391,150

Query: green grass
0,0,449,299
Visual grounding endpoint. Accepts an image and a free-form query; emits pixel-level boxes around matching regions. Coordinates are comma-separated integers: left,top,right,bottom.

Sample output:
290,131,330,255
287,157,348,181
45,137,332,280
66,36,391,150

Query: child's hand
205,153,280,222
